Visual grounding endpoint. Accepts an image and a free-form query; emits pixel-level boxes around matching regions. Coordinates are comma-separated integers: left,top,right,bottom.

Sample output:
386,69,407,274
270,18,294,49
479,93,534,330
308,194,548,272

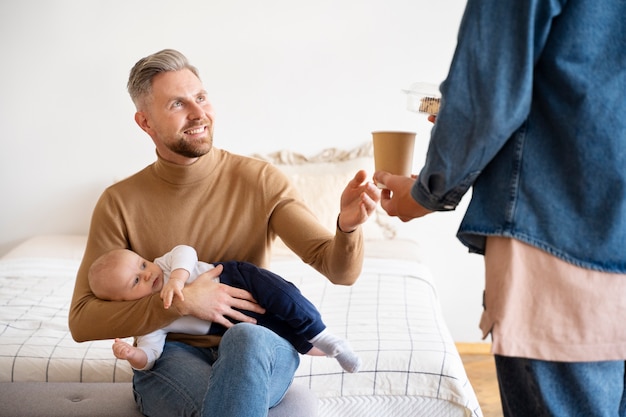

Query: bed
0,144,482,417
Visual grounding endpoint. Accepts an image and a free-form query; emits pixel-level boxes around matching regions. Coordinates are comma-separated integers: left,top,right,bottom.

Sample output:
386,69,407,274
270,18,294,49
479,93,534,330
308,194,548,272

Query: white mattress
275,258,481,417
0,256,133,383
0,235,482,417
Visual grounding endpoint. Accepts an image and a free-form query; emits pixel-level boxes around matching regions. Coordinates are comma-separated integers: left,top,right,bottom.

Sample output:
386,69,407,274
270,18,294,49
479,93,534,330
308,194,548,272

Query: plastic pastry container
403,82,441,115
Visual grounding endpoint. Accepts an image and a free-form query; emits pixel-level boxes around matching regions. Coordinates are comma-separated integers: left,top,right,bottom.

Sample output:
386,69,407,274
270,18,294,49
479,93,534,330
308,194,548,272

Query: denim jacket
412,0,626,272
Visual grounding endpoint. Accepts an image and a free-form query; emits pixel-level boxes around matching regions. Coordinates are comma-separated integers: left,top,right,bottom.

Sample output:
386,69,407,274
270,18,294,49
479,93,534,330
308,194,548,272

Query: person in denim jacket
374,1,626,416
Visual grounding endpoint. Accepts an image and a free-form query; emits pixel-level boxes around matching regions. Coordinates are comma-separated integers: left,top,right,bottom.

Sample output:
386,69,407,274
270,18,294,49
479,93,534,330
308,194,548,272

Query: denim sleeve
413,0,565,211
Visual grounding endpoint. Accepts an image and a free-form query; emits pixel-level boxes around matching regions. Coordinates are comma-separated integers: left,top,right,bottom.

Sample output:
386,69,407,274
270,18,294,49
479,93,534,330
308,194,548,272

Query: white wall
0,0,487,343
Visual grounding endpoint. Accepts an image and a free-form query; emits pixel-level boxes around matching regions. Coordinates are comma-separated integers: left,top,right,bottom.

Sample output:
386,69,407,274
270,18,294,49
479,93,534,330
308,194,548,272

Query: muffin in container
403,82,441,115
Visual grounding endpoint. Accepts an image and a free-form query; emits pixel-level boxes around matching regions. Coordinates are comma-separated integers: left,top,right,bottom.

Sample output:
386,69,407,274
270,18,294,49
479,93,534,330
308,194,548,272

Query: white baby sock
309,329,361,373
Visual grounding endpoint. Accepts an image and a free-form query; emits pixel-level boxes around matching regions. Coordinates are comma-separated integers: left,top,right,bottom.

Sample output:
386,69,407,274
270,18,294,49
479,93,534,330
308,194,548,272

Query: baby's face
111,251,164,301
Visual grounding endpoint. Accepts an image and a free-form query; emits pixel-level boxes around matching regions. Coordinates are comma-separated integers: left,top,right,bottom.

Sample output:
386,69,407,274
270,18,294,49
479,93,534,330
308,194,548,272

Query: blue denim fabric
412,0,626,272
132,324,299,417
494,355,626,417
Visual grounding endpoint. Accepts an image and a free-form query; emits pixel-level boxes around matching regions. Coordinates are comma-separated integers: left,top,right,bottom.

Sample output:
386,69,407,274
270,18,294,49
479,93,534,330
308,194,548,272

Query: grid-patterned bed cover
0,254,481,416
276,258,481,416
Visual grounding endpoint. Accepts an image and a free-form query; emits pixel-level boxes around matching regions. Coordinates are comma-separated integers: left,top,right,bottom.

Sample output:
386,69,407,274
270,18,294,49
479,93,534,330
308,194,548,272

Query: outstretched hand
372,172,432,222
338,170,381,232
372,113,436,221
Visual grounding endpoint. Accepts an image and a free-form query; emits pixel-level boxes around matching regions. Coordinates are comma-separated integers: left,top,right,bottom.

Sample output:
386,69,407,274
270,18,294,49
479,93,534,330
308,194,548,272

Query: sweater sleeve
68,191,181,342
265,165,364,285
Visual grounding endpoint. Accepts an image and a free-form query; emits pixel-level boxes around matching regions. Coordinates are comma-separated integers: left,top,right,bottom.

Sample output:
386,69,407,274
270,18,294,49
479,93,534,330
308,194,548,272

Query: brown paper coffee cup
372,131,416,188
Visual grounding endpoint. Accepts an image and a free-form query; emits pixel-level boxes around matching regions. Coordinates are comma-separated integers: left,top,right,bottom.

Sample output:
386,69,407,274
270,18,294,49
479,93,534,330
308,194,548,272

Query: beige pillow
252,143,396,256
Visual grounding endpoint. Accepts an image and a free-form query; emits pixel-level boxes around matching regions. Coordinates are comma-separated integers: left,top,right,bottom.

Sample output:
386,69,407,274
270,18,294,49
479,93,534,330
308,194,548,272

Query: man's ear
134,111,152,134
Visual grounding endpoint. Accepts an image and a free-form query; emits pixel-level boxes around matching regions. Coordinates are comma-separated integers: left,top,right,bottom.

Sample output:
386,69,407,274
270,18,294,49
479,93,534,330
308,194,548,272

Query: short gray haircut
127,49,200,108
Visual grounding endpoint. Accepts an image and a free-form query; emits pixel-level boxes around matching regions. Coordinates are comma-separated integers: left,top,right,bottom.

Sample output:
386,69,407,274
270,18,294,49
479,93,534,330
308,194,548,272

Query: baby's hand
160,278,185,309
112,338,135,360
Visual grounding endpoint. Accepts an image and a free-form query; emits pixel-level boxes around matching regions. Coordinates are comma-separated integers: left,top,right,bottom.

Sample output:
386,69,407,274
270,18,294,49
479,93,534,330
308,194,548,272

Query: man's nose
188,102,204,119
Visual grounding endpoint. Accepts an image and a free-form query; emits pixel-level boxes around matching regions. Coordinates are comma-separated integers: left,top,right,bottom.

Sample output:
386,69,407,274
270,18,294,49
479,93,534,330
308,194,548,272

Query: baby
88,245,361,373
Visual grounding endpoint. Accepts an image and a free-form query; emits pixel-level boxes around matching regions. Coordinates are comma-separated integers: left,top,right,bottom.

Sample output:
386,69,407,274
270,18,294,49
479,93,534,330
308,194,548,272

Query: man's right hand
172,264,266,327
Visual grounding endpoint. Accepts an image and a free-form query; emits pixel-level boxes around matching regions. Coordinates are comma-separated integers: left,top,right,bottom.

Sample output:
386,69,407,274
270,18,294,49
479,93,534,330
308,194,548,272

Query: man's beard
168,129,213,158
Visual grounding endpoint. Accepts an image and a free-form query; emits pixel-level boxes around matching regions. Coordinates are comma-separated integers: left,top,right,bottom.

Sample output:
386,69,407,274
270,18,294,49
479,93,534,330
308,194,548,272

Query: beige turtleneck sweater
69,147,363,346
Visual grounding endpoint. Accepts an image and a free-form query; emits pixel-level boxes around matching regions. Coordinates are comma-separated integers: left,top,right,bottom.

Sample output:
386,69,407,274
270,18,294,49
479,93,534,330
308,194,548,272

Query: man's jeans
495,355,626,417
133,323,300,417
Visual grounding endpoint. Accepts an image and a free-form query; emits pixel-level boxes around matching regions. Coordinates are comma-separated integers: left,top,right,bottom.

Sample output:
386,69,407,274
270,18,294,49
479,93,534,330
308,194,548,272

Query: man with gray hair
69,49,380,416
